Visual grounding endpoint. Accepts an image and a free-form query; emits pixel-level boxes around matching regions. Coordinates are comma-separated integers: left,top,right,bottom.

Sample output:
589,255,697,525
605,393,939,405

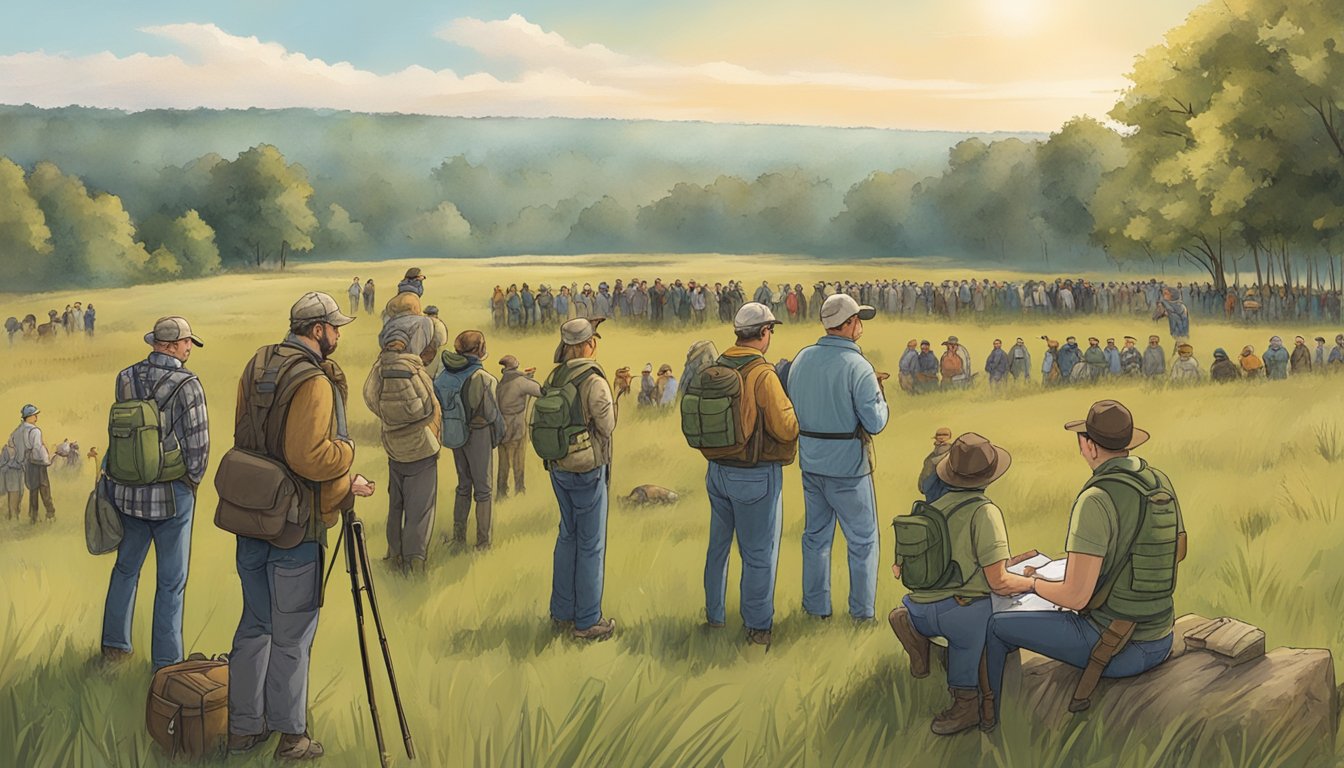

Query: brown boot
227,730,273,754
978,652,997,732
100,646,132,665
573,618,615,641
931,688,981,736
888,606,930,678
274,732,324,760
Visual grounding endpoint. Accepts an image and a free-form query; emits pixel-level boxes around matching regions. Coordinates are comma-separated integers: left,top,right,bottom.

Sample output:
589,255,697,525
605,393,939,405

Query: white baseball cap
820,294,875,329
733,302,781,331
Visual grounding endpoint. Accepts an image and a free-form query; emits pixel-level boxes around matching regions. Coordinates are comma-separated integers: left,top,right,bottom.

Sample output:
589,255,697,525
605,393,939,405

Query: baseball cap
144,316,204,347
424,305,440,316
733,302,781,331
290,292,354,327
20,404,39,418
499,355,519,370
554,317,604,363
819,294,875,329
404,267,424,280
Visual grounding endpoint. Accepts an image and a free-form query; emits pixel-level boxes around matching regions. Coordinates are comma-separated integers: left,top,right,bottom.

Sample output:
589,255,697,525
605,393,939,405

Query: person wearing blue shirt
787,294,890,621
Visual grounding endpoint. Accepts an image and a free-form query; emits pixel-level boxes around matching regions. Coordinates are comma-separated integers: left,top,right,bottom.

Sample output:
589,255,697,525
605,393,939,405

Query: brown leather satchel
146,654,229,759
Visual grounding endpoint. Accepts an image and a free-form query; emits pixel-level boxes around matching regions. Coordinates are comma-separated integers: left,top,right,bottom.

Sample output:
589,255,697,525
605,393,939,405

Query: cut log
1005,614,1339,757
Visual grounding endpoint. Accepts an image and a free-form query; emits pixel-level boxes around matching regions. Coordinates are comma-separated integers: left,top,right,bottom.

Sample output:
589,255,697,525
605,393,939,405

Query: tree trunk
279,240,289,270
254,242,262,268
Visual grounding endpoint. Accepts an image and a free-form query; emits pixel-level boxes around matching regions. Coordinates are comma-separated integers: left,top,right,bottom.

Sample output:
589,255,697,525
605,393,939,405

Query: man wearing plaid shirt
101,316,210,670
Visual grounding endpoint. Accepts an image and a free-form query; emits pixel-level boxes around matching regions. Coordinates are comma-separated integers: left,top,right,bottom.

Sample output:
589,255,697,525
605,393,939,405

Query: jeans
801,472,879,619
229,537,323,736
101,481,194,669
704,462,783,631
985,611,1173,716
549,466,608,631
903,595,992,690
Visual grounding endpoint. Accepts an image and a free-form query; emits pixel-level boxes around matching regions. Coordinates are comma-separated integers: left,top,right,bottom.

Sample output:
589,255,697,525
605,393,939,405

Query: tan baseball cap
144,316,204,347
290,292,354,327
554,317,604,363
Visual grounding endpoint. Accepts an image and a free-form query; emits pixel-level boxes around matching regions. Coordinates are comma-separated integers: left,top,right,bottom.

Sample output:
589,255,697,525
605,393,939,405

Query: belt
800,426,864,440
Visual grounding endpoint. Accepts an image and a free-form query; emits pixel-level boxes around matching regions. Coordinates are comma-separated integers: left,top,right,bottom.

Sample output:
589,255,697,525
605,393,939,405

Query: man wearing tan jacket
365,314,441,573
496,355,541,497
227,292,376,761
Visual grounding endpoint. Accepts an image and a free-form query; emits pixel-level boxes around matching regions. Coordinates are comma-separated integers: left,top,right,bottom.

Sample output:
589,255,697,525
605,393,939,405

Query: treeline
0,0,1341,291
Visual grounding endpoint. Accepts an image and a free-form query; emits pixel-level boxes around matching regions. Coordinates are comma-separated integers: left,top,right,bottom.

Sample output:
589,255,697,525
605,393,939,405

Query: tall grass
1,255,1341,766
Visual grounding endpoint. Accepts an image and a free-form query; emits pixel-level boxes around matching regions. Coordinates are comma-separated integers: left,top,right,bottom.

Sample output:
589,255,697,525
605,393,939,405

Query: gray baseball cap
290,292,354,327
554,317,604,362
733,302,781,331
144,316,204,347
20,404,39,418
819,294,875,329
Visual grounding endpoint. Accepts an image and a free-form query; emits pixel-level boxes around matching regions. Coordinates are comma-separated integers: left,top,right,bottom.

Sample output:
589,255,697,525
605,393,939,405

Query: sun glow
981,0,1048,36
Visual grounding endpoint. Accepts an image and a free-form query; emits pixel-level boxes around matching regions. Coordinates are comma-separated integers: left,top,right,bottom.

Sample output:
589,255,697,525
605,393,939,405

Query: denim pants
101,481,194,670
550,466,608,631
985,611,1173,716
801,472,879,619
229,538,323,736
903,595,992,690
704,462,783,631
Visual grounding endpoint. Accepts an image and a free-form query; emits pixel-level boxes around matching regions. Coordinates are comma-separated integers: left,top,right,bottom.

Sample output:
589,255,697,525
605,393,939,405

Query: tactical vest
1081,460,1180,630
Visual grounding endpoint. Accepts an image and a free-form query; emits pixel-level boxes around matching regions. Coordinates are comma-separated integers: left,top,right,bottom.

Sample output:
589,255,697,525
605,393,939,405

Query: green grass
1,255,1341,767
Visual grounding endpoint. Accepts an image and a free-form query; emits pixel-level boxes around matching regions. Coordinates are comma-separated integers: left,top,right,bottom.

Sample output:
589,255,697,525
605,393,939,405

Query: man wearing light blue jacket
787,294,890,621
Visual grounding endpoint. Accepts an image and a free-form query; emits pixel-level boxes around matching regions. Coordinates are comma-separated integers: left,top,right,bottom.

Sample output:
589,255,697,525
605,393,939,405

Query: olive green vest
1082,460,1180,634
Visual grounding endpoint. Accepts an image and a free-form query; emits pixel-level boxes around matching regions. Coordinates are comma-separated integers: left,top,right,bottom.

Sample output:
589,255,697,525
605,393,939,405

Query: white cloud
0,17,1119,128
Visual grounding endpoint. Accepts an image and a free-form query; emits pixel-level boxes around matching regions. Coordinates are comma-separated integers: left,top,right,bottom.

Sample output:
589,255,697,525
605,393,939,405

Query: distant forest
0,0,1340,291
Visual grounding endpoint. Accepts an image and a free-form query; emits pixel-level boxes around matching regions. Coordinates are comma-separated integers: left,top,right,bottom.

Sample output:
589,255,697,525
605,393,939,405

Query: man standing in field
542,317,618,641
363,279,375,314
496,355,542,498
101,316,210,669
348,277,362,315
1008,338,1031,381
918,427,953,502
1142,335,1166,378
1263,336,1290,379
439,331,505,549
12,404,55,522
1290,336,1312,375
692,303,798,646
789,294,889,621
226,292,376,759
985,339,1009,386
1119,337,1142,376
1,406,36,519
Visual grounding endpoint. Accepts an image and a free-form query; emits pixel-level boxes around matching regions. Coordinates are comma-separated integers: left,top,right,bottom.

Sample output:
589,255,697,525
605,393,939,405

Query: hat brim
326,312,355,327
857,306,876,320
145,332,206,347
936,445,1012,489
1064,420,1150,451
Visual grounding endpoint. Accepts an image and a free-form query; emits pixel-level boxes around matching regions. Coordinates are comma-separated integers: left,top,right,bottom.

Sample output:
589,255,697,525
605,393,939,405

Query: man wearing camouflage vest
982,400,1187,728
697,303,798,647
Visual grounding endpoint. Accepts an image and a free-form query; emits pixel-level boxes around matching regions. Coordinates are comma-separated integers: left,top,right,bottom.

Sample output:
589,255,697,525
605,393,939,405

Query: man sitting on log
982,399,1188,728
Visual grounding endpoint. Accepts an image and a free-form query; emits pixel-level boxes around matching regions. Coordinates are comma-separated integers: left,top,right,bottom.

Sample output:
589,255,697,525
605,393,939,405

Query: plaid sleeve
168,377,211,483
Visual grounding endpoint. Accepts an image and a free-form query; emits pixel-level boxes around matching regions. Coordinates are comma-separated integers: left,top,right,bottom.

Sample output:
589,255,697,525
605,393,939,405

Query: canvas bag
363,350,434,428
892,494,987,591
434,359,479,450
105,371,194,486
146,653,229,759
680,354,767,462
84,472,123,555
530,362,602,461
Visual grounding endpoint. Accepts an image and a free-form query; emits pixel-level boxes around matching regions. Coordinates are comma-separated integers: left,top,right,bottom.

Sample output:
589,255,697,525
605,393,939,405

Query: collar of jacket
147,351,184,369
282,334,323,365
815,335,862,353
442,351,479,372
723,346,765,359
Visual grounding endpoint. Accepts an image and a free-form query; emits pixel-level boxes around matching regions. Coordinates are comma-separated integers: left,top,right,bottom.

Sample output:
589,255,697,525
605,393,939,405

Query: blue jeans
801,472,879,619
704,463,783,631
985,611,1173,716
550,466,608,631
101,481,194,670
903,595,993,690
229,537,323,736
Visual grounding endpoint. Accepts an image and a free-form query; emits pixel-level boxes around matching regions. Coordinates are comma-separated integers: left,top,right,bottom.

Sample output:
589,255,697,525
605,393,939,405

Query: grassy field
1,255,1341,767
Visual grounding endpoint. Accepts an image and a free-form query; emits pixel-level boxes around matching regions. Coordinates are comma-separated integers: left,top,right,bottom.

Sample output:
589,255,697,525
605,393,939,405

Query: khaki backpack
680,354,768,466
363,350,435,428
146,654,229,759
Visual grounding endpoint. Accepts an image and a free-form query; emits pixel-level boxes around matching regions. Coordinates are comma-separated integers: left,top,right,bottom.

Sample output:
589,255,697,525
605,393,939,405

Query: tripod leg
347,516,391,768
353,518,417,759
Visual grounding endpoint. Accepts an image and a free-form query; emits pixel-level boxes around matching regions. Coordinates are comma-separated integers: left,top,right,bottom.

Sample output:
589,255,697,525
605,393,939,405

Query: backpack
106,368,196,486
1082,462,1181,622
680,354,767,461
146,653,229,759
434,362,481,450
892,494,987,591
531,362,603,461
363,351,434,428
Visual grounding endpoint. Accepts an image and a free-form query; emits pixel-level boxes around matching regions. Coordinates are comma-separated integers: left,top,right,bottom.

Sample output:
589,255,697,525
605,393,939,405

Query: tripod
339,509,415,767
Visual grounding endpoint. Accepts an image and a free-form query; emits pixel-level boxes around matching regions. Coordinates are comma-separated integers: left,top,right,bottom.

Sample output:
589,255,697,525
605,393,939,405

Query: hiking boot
227,730,272,754
931,689,981,736
889,606,930,679
573,618,616,641
552,619,574,633
274,732,324,760
746,629,772,648
978,692,997,732
100,646,132,664
706,620,725,629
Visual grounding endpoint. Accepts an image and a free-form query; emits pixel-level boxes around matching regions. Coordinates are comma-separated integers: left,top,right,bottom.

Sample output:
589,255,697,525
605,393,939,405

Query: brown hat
658,364,673,375
1064,400,1149,451
936,433,1012,489
933,427,952,439
454,330,486,356
404,267,424,280
499,355,519,370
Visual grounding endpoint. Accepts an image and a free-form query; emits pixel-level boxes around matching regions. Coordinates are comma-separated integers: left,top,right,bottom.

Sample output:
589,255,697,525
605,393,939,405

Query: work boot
405,558,426,576
552,619,574,633
746,628,772,648
274,732,324,760
931,689,981,736
100,646,132,664
573,618,616,641
978,653,997,732
889,606,930,678
451,523,467,545
227,730,272,754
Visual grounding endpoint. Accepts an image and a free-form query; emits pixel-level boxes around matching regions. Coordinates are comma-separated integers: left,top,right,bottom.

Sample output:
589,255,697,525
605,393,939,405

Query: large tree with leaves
200,144,317,269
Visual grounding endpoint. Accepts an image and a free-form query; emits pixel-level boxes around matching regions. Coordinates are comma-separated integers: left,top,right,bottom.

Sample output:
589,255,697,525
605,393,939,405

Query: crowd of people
484,276,1344,330
5,301,98,342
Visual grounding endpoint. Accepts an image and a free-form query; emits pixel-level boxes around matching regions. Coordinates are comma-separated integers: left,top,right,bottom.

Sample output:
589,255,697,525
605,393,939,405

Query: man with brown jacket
697,303,798,647
364,314,441,573
496,355,541,497
227,292,376,760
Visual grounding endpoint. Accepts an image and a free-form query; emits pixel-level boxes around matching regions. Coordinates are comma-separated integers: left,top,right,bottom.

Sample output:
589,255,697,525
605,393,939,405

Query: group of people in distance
5,301,97,342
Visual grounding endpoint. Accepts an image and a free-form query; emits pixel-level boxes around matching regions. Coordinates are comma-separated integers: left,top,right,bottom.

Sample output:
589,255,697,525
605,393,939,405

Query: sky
0,0,1205,132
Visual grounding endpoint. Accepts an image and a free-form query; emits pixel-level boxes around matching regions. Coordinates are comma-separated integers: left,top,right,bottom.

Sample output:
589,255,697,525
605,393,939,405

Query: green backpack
530,362,603,462
680,355,766,453
892,494,987,591
1082,462,1181,623
106,370,196,486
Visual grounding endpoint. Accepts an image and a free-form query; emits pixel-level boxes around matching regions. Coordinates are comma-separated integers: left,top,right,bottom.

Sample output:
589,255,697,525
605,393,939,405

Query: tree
201,145,317,269
139,209,222,278
405,202,473,253
1037,118,1126,256
26,161,152,286
0,157,54,287
830,169,921,254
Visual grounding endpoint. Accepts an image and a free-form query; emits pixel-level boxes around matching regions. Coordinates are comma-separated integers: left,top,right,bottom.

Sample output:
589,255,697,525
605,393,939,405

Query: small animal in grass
614,367,633,400
625,485,679,505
